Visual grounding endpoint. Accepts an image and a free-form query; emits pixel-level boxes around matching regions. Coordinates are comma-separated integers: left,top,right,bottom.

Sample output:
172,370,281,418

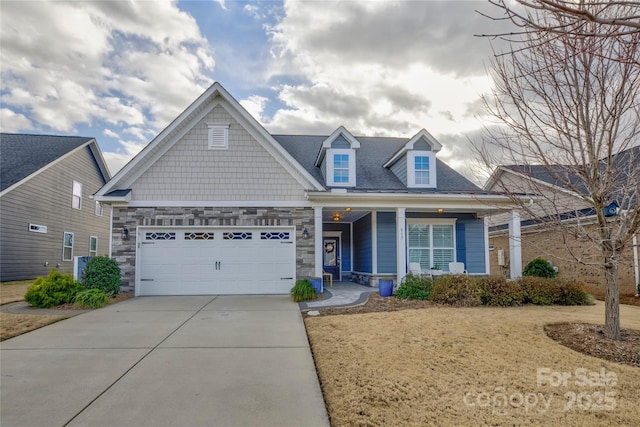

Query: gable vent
208,124,229,149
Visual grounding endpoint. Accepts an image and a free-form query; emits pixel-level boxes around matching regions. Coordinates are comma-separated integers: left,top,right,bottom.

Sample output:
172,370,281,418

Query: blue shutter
455,222,466,265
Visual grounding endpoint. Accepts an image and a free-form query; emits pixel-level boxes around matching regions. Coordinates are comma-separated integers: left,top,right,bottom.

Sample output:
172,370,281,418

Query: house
0,134,112,281
484,148,640,296
95,82,517,296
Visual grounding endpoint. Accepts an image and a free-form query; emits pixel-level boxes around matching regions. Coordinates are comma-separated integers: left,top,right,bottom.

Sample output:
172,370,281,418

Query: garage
136,227,295,296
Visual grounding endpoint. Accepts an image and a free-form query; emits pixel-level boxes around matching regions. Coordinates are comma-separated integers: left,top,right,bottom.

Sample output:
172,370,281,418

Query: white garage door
136,227,295,296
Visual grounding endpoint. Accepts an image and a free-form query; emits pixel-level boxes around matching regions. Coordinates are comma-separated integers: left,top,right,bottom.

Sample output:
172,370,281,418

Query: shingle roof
273,135,483,193
1,133,95,192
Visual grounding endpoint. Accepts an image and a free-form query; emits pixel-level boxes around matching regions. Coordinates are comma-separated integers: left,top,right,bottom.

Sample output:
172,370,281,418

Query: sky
0,0,514,179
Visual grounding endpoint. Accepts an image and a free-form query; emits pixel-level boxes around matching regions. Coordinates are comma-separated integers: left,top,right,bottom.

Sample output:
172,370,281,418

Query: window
326,149,356,186
95,201,103,216
208,124,229,149
63,232,74,261
72,181,82,209
89,236,97,257
407,220,455,271
414,156,430,185
407,151,436,188
333,154,349,183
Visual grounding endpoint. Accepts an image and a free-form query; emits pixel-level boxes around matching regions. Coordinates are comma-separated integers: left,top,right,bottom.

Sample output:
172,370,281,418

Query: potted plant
430,264,443,277
378,277,394,297
309,277,323,294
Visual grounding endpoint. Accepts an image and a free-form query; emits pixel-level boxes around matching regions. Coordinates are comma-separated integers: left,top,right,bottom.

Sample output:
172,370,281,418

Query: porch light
122,227,130,240
437,208,444,214
333,213,341,221
345,207,352,212
302,228,309,239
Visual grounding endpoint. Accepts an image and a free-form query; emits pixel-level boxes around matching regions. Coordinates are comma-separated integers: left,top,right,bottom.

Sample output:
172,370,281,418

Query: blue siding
323,223,351,272
459,217,486,274
390,155,408,185
331,135,351,148
353,214,372,273
455,222,466,266
376,212,397,273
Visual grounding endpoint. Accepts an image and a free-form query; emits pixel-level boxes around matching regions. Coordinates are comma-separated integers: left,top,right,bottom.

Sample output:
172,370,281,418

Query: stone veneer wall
112,206,315,291
489,226,637,296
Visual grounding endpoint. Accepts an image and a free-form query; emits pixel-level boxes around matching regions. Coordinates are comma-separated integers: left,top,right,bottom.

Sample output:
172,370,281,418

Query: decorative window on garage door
185,232,215,240
145,232,176,240
260,232,290,240
223,231,252,240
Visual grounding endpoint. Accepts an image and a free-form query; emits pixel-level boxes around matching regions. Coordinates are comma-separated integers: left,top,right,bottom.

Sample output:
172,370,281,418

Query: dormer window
315,126,360,188
327,149,356,186
408,151,436,188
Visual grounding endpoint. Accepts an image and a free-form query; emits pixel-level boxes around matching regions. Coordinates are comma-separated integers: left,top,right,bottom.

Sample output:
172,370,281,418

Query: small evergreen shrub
395,273,433,300
74,288,109,309
478,276,523,306
523,257,557,278
290,279,317,302
83,256,121,295
430,275,482,307
24,269,83,308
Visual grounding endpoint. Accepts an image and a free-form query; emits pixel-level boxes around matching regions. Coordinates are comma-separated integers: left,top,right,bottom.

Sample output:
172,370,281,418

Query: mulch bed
304,293,640,368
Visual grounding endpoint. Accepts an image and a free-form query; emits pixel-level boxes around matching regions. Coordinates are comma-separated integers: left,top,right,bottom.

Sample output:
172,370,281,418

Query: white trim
314,207,323,278
108,207,113,258
508,211,523,278
207,124,229,149
371,211,378,274
314,126,361,166
62,231,74,262
28,224,47,233
116,200,312,208
406,218,457,225
72,180,82,210
406,218,457,272
396,207,406,283
633,233,639,296
383,129,442,168
484,166,583,199
484,219,490,275
407,151,437,188
326,149,356,187
350,221,354,275
89,236,98,257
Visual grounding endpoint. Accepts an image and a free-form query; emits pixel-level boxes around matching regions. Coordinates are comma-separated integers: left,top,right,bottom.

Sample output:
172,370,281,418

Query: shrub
554,279,593,305
523,257,557,278
478,276,523,306
74,288,109,309
518,277,592,305
83,256,121,295
24,269,83,308
519,276,558,305
395,273,432,300
430,275,482,307
290,279,317,302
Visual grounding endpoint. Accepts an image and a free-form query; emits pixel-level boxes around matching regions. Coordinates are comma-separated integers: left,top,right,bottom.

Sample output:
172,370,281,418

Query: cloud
240,95,269,123
102,140,147,176
1,108,33,132
0,0,214,134
102,129,119,139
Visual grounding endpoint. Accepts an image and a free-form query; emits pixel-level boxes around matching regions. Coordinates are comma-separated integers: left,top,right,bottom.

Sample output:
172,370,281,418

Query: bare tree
482,1,640,35
479,2,640,340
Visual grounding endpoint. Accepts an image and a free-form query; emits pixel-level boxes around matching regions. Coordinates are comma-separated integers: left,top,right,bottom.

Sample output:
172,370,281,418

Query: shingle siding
0,146,111,281
131,105,307,202
390,156,408,185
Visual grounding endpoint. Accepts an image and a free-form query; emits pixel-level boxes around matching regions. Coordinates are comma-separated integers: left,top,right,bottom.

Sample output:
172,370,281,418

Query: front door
323,237,340,281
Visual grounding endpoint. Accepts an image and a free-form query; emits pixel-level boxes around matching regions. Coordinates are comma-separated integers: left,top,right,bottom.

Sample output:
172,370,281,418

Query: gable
130,104,307,202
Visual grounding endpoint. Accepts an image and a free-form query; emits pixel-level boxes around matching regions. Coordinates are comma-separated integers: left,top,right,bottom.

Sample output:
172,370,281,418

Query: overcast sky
1,0,513,178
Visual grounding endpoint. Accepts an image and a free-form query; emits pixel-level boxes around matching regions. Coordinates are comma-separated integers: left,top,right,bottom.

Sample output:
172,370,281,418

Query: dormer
383,129,442,189
314,126,360,187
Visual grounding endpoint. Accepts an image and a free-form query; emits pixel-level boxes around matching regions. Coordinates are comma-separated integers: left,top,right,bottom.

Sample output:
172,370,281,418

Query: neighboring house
95,82,516,296
0,134,112,281
484,148,640,296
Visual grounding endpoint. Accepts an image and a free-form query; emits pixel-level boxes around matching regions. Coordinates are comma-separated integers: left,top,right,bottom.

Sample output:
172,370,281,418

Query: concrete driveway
0,296,329,427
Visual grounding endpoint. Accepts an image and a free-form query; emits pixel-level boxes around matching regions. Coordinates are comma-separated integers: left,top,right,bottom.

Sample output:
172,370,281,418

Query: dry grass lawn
0,280,32,304
305,302,640,426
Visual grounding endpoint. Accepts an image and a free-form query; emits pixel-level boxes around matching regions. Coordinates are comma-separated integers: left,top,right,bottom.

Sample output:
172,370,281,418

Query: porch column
314,207,323,278
508,210,522,279
396,207,407,283
633,234,639,296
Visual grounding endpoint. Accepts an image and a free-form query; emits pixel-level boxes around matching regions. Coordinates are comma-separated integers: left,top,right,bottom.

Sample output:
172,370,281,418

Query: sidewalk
299,282,377,310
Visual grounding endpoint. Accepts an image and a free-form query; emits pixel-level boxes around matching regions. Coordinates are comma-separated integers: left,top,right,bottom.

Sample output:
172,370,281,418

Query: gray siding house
0,134,112,281
96,82,520,296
